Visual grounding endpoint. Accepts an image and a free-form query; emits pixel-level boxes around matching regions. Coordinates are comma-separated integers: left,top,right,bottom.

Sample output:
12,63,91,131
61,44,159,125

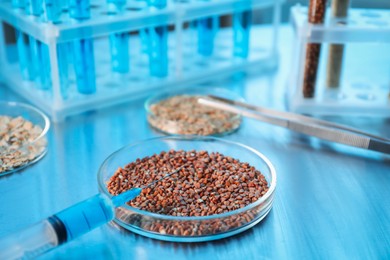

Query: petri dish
98,136,276,242
0,101,50,176
145,88,243,136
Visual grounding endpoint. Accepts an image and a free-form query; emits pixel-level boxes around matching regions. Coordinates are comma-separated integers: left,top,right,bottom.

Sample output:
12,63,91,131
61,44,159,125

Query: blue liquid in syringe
56,187,141,241
0,162,185,259
0,188,142,260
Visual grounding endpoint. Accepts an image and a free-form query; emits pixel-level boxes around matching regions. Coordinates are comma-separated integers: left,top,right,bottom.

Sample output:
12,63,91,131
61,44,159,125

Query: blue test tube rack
0,0,282,121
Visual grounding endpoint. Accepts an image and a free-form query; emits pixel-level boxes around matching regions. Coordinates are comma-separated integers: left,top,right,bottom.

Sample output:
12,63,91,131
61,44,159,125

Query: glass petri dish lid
145,87,243,136
0,101,50,176
98,136,276,242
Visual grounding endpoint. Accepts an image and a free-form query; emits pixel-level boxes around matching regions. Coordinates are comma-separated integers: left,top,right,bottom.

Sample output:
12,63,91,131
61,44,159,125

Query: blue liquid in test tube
12,0,31,80
14,30,30,80
25,0,39,82
109,33,130,73
25,0,52,90
69,0,96,94
73,39,96,94
45,0,71,98
27,35,39,81
107,0,130,73
57,43,70,98
26,0,43,17
197,16,219,57
12,0,26,8
233,10,251,58
140,28,149,54
45,0,63,23
69,0,90,18
148,26,168,77
38,42,52,90
147,0,168,77
148,0,165,8
61,0,69,11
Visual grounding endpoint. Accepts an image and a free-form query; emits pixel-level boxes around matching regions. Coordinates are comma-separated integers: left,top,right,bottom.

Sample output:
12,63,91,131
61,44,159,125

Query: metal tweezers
198,95,390,155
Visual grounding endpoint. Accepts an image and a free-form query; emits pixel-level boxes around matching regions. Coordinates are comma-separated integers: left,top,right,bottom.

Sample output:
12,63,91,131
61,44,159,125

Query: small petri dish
0,101,50,176
145,88,243,136
98,136,276,242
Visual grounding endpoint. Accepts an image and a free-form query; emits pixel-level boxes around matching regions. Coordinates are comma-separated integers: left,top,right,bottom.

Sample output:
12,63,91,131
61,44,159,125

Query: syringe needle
112,163,188,207
111,187,142,207
142,163,188,189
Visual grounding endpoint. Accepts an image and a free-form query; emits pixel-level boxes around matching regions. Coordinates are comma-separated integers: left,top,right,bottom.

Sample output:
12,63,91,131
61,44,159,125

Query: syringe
0,164,185,259
0,188,141,260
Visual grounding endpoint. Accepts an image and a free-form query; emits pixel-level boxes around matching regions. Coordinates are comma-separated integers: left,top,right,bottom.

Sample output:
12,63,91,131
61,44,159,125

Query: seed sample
326,0,350,88
106,149,269,236
302,0,328,98
147,95,241,136
0,116,47,173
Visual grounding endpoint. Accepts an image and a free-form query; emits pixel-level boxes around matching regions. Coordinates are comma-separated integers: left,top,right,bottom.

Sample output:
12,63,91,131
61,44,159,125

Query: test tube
107,0,130,73
148,26,168,77
12,0,30,80
14,30,30,80
25,0,54,90
69,0,96,94
45,0,71,98
326,0,350,89
56,43,70,98
140,29,149,54
61,0,69,11
197,16,219,57
147,0,168,77
12,0,26,8
302,0,328,98
38,42,52,90
0,188,142,260
197,17,213,56
45,0,63,23
25,0,43,17
26,35,39,81
233,10,252,58
109,32,130,73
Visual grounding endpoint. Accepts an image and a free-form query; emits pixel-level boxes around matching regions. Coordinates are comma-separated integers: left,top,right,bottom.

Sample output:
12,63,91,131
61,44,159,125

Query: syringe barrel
0,194,115,259
0,219,58,260
55,194,115,241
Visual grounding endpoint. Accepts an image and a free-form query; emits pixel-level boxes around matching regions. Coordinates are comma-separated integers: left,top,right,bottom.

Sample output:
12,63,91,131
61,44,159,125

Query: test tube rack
0,0,282,121
288,5,390,117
